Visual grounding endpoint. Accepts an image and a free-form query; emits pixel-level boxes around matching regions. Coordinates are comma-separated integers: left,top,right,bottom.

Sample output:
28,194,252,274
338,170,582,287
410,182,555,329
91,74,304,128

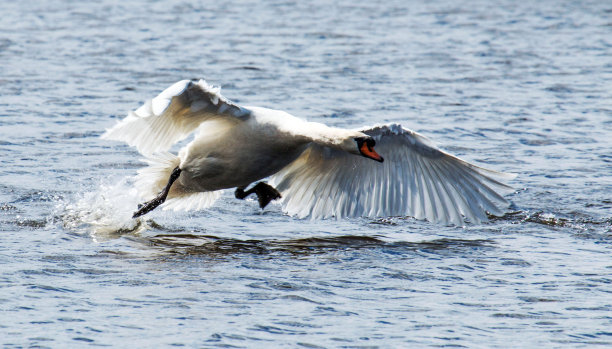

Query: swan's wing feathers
102,79,251,155
164,79,250,120
270,123,515,225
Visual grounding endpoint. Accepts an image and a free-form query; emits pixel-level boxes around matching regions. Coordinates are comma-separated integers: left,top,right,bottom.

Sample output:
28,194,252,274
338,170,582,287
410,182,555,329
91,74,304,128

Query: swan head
352,136,384,163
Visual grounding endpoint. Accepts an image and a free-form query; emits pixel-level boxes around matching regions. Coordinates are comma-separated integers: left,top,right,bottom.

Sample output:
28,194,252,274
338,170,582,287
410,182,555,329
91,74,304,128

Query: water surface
1,0,611,347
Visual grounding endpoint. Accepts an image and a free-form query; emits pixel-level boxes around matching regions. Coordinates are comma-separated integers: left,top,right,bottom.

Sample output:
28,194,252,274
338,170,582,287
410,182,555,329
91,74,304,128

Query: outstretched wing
269,124,516,225
101,79,251,155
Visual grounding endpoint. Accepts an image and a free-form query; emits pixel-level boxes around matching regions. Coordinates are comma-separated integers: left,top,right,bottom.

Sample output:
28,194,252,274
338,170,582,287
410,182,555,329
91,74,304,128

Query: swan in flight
101,79,515,225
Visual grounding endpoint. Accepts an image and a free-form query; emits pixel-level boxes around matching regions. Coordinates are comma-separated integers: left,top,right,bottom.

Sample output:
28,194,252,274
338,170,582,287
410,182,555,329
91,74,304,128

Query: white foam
61,177,147,241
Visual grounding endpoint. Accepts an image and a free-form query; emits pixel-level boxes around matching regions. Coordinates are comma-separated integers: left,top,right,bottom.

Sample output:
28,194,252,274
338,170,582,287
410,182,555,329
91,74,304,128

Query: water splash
61,177,147,241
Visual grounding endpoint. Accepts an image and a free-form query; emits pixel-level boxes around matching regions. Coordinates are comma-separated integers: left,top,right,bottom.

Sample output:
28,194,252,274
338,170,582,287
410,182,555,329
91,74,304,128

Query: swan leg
234,182,281,209
133,167,182,218
234,185,251,200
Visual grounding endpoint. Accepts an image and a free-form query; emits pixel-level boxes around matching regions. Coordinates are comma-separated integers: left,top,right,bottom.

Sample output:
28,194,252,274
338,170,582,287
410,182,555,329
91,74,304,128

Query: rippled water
2,0,611,347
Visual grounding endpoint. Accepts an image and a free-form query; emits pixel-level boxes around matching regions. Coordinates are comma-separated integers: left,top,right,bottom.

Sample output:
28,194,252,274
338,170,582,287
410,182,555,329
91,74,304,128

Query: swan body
102,79,516,225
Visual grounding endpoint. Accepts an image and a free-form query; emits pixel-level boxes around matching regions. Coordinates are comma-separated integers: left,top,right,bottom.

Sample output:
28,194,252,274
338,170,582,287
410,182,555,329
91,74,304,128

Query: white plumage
102,79,515,224
270,124,514,225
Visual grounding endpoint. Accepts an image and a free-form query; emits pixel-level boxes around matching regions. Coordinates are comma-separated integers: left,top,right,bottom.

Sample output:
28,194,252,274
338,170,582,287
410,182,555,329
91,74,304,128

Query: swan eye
354,137,375,149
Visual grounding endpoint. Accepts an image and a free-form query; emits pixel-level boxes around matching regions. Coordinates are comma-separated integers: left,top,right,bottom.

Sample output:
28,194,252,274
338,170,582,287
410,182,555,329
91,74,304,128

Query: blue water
1,0,611,347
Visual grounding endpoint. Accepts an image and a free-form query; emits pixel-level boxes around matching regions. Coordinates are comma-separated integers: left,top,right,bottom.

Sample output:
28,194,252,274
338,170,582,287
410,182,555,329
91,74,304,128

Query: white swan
101,79,516,225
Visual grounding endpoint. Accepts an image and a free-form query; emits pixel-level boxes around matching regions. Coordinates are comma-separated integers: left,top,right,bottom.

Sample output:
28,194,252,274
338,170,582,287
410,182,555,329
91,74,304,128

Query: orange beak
360,142,384,162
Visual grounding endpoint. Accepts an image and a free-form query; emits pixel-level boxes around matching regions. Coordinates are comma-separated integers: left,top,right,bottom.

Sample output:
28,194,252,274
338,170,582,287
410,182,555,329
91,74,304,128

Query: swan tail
161,191,222,212
134,152,221,213
134,152,182,199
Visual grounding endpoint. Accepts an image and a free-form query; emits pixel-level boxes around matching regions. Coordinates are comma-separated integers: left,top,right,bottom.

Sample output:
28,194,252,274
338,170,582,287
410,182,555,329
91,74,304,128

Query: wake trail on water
61,177,148,240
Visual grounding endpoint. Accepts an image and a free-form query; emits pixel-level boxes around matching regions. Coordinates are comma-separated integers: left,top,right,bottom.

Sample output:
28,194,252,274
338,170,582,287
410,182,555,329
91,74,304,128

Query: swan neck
302,121,354,149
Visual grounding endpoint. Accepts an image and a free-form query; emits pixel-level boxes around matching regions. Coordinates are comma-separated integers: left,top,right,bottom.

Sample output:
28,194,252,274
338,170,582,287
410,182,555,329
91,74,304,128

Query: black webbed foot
234,182,281,209
253,182,281,209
